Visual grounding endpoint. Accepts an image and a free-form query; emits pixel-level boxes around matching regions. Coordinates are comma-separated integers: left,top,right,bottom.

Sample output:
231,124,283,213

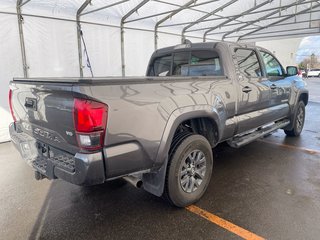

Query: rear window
172,52,190,76
148,55,171,76
187,51,222,76
148,50,223,77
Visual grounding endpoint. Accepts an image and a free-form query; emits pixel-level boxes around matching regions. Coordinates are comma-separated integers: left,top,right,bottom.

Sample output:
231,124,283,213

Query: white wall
0,11,205,142
256,38,302,67
0,14,23,142
0,6,303,143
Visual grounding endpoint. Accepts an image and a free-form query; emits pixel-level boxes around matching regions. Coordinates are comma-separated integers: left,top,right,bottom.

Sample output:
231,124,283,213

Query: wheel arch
284,90,308,131
142,105,222,197
298,92,308,106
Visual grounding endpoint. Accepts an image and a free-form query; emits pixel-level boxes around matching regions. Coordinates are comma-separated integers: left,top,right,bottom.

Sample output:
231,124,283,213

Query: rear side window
149,55,172,76
261,51,283,77
235,49,262,77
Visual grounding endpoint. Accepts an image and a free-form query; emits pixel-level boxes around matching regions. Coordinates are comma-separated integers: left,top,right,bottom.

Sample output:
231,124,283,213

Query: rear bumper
9,123,105,186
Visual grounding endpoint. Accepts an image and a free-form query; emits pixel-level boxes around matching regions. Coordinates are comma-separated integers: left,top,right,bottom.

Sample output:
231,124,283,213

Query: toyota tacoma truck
9,42,308,207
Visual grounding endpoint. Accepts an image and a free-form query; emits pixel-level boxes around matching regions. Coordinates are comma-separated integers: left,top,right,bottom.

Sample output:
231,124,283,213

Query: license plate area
36,142,51,158
35,142,75,173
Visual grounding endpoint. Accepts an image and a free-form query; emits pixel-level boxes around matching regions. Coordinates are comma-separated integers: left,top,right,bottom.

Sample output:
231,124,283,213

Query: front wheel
163,134,213,207
284,101,305,137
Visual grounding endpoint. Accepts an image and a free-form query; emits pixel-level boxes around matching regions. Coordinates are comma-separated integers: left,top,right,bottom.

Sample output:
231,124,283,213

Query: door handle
242,86,252,93
270,84,277,90
24,97,37,110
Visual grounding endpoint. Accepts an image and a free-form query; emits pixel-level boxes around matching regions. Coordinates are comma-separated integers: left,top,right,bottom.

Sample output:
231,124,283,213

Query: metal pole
80,0,129,16
205,17,320,35
16,0,28,78
154,0,196,50
222,0,306,40
238,31,320,41
153,0,220,16
76,0,91,77
309,1,313,27
159,0,315,29
181,0,238,43
239,2,320,41
202,0,272,41
121,0,149,77
231,26,320,38
127,0,219,24
201,9,320,35
18,0,31,8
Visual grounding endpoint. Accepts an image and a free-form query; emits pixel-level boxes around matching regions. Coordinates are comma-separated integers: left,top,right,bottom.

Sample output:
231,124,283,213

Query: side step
228,119,290,148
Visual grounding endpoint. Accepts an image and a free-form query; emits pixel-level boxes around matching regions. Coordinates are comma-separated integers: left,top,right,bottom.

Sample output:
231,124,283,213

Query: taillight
298,70,302,76
73,98,108,151
9,89,16,122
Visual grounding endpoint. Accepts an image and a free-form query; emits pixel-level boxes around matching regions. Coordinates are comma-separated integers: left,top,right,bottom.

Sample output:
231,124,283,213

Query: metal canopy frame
16,0,29,77
79,0,129,17
239,2,320,41
221,0,306,40
76,0,91,77
202,0,273,41
10,0,320,78
181,0,239,42
205,16,320,35
154,0,197,50
120,0,150,76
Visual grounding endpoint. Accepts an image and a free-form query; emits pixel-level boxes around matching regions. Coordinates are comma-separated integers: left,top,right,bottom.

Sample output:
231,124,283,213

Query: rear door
234,48,271,133
259,51,291,108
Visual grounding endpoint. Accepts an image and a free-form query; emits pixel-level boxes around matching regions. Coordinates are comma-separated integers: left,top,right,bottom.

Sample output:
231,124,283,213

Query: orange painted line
258,139,320,155
186,205,265,240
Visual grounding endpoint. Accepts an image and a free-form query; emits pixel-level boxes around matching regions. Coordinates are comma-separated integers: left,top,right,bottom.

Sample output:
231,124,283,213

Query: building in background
256,37,302,67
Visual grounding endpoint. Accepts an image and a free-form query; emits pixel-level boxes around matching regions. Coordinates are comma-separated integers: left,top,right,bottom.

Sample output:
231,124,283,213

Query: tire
284,101,305,137
163,134,213,207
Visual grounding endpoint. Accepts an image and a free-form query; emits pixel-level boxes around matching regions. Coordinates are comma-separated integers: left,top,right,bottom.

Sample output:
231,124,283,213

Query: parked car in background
298,69,306,78
307,68,320,77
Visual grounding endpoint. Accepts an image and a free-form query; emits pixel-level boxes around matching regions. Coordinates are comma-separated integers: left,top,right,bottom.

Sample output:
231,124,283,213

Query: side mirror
286,66,298,76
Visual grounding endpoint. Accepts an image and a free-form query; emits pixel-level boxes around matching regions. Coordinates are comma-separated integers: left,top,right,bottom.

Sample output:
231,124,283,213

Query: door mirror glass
286,66,298,76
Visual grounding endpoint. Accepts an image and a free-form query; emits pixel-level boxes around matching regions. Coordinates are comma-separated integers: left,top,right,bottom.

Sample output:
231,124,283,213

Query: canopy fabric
1,0,319,42
0,0,319,142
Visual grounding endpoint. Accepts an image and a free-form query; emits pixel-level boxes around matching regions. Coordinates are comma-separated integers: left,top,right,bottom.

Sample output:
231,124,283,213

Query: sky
296,36,320,63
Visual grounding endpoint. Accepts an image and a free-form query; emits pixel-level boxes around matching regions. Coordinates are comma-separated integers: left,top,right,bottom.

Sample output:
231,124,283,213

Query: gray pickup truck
9,42,308,207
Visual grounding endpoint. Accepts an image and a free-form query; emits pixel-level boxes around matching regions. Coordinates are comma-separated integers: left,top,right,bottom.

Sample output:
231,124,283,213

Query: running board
228,119,290,148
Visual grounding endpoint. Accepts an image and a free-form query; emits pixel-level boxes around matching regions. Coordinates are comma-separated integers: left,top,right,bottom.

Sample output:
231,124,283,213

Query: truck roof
152,41,261,57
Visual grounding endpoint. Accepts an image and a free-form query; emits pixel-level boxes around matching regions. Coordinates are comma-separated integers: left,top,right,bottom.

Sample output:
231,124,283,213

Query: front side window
235,49,262,77
261,51,283,77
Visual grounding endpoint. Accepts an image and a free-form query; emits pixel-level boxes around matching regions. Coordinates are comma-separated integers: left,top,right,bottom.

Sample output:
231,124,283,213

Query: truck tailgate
10,80,79,154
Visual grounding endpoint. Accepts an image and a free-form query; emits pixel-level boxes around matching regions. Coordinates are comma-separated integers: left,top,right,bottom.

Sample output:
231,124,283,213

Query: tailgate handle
270,84,277,90
242,86,252,93
25,98,37,111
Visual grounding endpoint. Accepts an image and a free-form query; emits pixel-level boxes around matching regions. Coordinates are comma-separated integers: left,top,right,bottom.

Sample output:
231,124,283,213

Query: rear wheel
163,134,213,207
284,101,305,137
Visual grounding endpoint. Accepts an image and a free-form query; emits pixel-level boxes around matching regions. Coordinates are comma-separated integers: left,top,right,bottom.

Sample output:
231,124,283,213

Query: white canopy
0,0,319,141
